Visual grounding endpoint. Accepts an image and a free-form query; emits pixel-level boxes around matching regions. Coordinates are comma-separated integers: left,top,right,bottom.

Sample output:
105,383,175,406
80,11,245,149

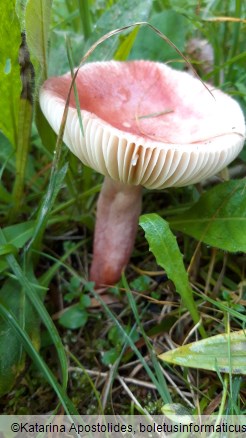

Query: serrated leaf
139,213,206,337
159,330,246,374
170,179,246,252
0,1,21,146
140,214,190,293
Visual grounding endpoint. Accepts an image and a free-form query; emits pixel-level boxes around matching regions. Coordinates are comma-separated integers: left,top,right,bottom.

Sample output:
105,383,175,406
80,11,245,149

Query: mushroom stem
90,177,142,287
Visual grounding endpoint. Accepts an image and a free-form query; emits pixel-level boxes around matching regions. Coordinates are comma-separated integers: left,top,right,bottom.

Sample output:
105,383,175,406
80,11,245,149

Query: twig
160,367,195,409
69,366,160,390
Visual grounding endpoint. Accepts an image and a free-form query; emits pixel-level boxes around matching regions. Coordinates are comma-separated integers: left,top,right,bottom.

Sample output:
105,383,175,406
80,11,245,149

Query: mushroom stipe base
90,177,142,287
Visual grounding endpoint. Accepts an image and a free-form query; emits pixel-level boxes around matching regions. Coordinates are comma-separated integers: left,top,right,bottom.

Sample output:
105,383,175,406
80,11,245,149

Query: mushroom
39,60,245,287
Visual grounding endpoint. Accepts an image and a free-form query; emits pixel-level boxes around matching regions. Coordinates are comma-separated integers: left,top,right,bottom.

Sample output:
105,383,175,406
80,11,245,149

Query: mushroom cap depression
39,60,245,189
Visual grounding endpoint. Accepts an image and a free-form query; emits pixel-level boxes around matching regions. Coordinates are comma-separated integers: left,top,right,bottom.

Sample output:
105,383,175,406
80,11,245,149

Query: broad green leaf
85,0,152,61
0,134,12,204
0,131,35,182
102,348,119,366
35,104,57,153
59,305,88,330
0,1,21,146
25,0,52,81
0,184,11,204
159,330,246,374
129,10,188,66
0,132,15,174
48,29,84,77
0,244,17,256
170,179,246,252
139,213,206,338
80,294,91,308
1,221,35,248
0,222,35,273
0,279,40,396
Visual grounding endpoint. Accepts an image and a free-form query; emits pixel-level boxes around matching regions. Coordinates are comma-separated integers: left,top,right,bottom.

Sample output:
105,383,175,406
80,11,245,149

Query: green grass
0,0,246,416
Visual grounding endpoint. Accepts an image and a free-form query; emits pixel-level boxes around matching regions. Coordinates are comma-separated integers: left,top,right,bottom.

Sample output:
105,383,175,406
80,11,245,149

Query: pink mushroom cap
40,61,245,287
40,60,245,189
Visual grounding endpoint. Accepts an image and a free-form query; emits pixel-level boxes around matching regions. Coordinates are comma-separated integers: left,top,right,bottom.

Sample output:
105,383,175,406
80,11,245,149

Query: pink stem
90,177,142,287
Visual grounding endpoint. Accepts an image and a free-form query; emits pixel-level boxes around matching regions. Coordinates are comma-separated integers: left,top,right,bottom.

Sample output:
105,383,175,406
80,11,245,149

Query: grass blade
78,0,91,39
122,274,172,403
90,288,171,403
0,229,68,390
65,36,84,137
0,303,78,415
25,163,68,255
